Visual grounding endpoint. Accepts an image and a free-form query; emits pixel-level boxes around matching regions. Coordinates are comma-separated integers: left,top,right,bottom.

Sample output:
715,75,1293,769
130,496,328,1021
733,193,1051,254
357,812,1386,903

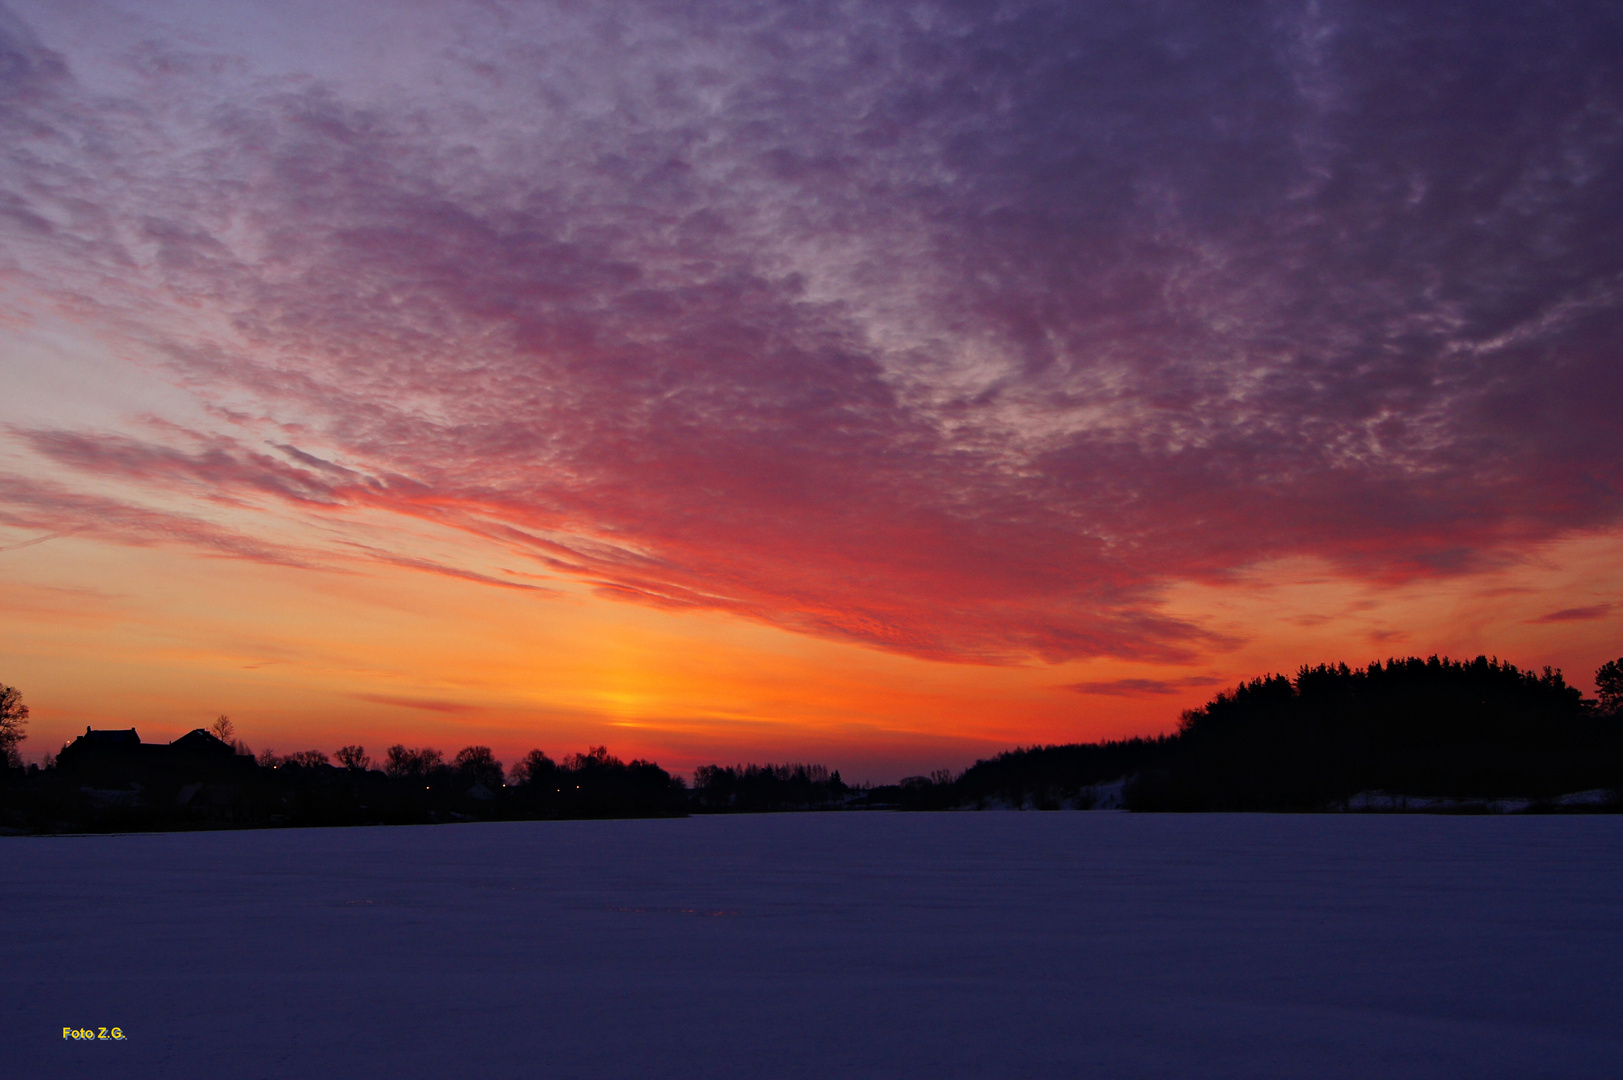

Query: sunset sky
2,0,1620,780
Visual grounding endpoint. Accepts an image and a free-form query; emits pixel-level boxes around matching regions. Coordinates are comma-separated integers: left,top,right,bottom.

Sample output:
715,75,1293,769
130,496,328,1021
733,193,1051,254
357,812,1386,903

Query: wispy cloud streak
1529,604,1616,624
1060,676,1226,698
351,693,478,715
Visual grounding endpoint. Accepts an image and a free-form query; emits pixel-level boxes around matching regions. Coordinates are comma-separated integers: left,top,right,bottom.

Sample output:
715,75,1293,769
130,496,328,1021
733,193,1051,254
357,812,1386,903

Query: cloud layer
3,0,1621,664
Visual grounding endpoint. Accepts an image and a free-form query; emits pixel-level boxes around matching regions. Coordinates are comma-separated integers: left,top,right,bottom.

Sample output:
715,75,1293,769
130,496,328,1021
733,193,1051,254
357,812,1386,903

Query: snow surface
6,813,1622,1079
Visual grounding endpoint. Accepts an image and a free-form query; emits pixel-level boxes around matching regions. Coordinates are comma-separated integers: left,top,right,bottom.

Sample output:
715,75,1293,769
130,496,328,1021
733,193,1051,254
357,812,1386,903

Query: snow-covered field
6,813,1621,1079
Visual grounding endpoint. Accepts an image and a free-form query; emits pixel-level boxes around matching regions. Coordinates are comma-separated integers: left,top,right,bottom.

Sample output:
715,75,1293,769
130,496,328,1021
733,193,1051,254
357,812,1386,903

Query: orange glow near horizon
6,522,1619,783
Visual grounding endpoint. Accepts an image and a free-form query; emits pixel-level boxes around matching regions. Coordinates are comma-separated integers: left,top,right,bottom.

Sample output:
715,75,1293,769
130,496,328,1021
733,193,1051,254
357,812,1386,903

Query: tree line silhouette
877,655,1623,811
689,762,850,811
2,729,694,832
1,653,1619,831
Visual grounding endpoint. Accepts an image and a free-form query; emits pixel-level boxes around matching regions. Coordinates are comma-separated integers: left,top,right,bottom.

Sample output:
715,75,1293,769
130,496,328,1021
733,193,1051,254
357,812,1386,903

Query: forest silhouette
1,653,1619,832
920,655,1623,812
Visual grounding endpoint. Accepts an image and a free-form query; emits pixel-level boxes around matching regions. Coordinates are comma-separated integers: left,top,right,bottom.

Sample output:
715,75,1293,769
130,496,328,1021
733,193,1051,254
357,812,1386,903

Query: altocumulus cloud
2,0,1621,663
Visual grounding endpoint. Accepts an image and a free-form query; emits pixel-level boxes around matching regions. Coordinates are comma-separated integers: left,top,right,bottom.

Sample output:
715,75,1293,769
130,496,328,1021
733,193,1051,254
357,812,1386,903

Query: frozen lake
6,813,1621,1079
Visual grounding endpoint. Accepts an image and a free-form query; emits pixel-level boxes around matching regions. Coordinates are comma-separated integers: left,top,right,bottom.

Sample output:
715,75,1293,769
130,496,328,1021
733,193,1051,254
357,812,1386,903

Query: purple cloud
1529,604,1616,624
1060,676,1225,698
3,1,1622,663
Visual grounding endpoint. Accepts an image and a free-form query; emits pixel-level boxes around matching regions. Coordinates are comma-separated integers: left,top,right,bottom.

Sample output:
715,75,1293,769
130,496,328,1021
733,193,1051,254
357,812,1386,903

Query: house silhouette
57,727,255,787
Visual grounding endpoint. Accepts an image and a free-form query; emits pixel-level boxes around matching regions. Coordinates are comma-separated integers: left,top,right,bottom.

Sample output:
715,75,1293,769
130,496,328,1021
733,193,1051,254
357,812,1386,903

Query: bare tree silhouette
0,684,27,767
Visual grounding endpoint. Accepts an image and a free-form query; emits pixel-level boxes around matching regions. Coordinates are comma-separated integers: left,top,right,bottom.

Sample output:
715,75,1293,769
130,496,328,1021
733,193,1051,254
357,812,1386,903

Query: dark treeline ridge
881,740,1175,811
0,723,864,833
1127,656,1620,810
2,653,1620,831
879,655,1623,812
689,762,850,812
0,735,692,834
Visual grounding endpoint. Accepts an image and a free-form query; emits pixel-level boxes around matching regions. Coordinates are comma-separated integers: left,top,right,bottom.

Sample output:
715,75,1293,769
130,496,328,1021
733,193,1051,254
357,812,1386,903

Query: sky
2,0,1620,781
